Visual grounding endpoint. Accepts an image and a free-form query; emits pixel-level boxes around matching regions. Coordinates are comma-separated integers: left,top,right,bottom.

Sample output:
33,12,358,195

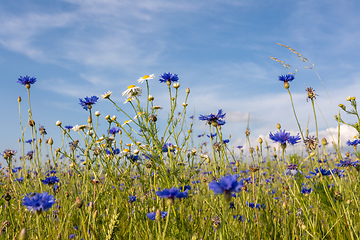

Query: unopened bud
56,120,62,126
111,115,117,121
321,137,327,146
258,137,263,144
277,123,281,130
29,120,35,127
88,116,92,124
173,83,180,89
105,115,110,120
48,138,53,145
186,88,190,94
148,95,154,101
95,111,100,117
19,228,28,240
17,96,22,102
75,197,84,209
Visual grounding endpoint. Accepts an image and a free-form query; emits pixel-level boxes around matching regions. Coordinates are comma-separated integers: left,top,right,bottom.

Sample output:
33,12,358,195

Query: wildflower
310,167,331,176
25,150,34,160
108,127,121,135
122,85,142,99
335,159,359,167
25,138,35,144
72,124,88,132
128,195,137,203
3,149,16,160
126,154,139,162
159,72,179,84
101,91,112,99
301,187,312,195
147,210,167,221
39,126,47,135
22,192,56,213
269,130,301,148
17,75,37,88
199,109,226,126
162,143,175,153
285,164,301,176
64,125,73,131
247,202,266,209
305,87,318,101
105,148,120,155
346,139,360,146
278,74,294,89
42,176,60,185
137,74,155,83
79,96,99,111
208,174,244,202
207,133,217,139
156,187,188,200
304,136,318,152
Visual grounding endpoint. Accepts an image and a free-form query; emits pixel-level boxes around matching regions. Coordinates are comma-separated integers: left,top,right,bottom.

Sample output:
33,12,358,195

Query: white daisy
122,85,142,98
137,74,155,83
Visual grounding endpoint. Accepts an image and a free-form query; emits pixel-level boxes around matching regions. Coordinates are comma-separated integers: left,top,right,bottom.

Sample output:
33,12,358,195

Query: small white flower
122,85,142,98
101,91,112,99
137,74,155,83
56,120,62,126
72,125,81,132
122,120,133,127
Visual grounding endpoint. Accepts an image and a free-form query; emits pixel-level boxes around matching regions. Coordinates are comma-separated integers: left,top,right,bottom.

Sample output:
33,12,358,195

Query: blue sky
1,0,360,162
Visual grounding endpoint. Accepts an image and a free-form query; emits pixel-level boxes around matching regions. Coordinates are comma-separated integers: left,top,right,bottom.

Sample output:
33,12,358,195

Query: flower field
1,71,360,240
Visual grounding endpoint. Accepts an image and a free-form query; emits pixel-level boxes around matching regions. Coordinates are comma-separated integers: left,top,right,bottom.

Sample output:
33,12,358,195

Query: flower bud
148,95,154,101
19,228,28,240
74,197,84,209
284,81,290,89
258,137,263,144
105,115,110,120
88,116,92,124
173,83,180,88
29,119,35,127
321,137,327,146
56,120,62,126
155,209,162,221
186,88,190,94
111,115,117,121
277,123,281,130
95,111,100,116
346,96,351,101
17,96,22,102
48,137,53,145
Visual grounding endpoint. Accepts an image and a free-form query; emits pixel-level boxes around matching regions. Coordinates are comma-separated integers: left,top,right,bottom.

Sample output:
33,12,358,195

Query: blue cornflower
159,72,179,84
207,133,217,139
310,167,331,176
156,187,188,200
79,96,99,111
162,143,175,153
233,215,244,222
278,74,295,82
269,130,301,146
346,139,360,146
42,176,60,185
247,202,266,209
22,192,56,213
127,154,139,162
301,187,312,195
108,127,121,135
69,234,76,239
16,177,24,183
199,109,226,126
179,185,191,191
25,138,35,144
331,168,345,178
105,148,120,155
18,75,37,86
129,195,137,203
64,125,73,131
208,174,244,202
147,210,167,221
223,139,230,144
53,184,60,194
285,164,302,176
335,159,359,167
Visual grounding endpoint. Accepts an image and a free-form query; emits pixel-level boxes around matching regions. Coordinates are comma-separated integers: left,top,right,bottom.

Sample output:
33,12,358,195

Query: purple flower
310,167,331,176
162,143,175,153
335,159,359,167
159,72,179,83
285,164,302,176
108,127,121,135
22,192,56,213
199,109,226,126
209,174,244,201
301,187,312,194
42,176,60,185
269,130,301,145
18,75,37,86
278,74,294,82
129,195,137,203
147,211,167,220
156,187,188,200
346,139,360,146
79,96,99,111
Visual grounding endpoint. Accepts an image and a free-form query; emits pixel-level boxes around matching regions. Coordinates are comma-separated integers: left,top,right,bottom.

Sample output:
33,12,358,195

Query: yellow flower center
127,85,136,89
143,75,149,79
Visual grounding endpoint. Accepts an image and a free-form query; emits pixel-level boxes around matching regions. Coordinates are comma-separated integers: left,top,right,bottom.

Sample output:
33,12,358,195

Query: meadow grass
1,70,360,240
